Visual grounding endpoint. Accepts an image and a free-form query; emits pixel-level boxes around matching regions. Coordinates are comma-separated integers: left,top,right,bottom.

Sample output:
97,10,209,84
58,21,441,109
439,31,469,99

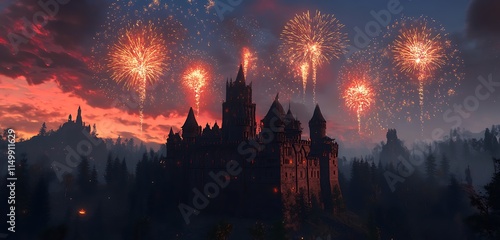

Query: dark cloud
0,0,106,105
0,103,60,120
467,0,500,39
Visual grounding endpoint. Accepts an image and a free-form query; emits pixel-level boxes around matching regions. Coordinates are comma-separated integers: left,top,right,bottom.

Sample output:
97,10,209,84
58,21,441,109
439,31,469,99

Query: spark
343,80,374,134
391,18,449,133
280,10,347,103
300,62,309,102
242,47,256,78
183,64,209,115
107,21,167,132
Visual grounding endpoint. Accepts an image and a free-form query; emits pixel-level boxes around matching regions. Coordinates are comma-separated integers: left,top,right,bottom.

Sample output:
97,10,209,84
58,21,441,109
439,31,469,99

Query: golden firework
183,64,209,115
280,10,347,103
391,18,449,132
343,79,374,134
107,21,167,131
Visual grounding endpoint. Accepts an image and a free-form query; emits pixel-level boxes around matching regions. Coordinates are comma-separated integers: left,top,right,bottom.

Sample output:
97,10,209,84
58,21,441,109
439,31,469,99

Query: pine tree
39,122,47,136
485,128,493,154
425,153,437,183
91,123,97,137
77,157,90,193
113,157,121,185
30,177,50,233
90,165,98,192
17,154,30,228
440,155,450,180
105,153,113,185
120,158,128,185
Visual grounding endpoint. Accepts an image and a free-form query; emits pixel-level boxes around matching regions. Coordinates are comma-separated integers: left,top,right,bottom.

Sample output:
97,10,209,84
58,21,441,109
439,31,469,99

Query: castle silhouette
166,65,342,219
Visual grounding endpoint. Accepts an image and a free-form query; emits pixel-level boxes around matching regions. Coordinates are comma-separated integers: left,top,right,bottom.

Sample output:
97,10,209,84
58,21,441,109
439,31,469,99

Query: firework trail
300,63,309,101
183,63,210,115
280,10,347,104
344,80,374,134
386,16,463,133
107,21,167,131
339,51,379,135
242,47,256,78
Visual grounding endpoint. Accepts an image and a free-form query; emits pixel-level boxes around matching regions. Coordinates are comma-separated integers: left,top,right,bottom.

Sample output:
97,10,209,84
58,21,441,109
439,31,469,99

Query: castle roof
310,105,326,123
262,93,286,131
213,121,220,130
264,93,285,120
182,107,199,129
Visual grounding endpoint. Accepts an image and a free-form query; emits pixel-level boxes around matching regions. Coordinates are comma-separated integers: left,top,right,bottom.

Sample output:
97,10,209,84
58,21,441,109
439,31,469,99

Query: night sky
0,0,499,152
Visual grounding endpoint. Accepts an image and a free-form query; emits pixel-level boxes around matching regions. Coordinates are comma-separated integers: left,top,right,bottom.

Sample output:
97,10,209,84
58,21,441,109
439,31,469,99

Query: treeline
338,127,500,239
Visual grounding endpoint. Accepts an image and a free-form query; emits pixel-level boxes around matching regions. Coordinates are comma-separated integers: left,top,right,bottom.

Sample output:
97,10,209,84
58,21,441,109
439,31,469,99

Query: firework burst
385,16,463,132
280,10,347,103
339,52,379,134
183,63,210,115
344,80,374,134
107,21,167,131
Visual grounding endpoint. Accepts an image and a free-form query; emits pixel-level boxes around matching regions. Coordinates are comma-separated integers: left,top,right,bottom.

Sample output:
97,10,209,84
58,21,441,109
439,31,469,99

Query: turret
222,65,256,141
309,105,326,142
182,107,201,141
168,127,175,138
76,106,83,126
235,63,245,85
262,93,285,132
284,104,302,141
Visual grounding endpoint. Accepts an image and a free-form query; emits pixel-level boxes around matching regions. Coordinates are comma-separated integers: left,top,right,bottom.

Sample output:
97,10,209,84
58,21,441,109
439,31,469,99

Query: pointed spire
182,107,199,129
285,107,294,121
310,104,326,122
236,64,245,84
169,127,174,137
76,105,83,125
275,92,279,101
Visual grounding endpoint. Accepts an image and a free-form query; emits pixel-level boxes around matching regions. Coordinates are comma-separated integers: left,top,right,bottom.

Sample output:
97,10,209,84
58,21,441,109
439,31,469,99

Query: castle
63,106,91,133
166,65,342,219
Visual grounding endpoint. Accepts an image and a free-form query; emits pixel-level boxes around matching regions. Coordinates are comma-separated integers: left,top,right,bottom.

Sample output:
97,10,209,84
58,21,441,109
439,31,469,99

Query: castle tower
262,93,285,131
284,104,302,142
308,105,341,212
222,64,257,142
182,107,201,142
76,106,83,126
309,105,326,142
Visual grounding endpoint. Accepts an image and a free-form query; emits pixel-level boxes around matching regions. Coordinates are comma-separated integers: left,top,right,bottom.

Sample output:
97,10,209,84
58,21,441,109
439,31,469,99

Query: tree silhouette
467,158,500,238
440,155,450,180
29,176,50,234
90,165,98,192
425,152,437,183
105,153,114,185
77,156,90,193
39,122,47,136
